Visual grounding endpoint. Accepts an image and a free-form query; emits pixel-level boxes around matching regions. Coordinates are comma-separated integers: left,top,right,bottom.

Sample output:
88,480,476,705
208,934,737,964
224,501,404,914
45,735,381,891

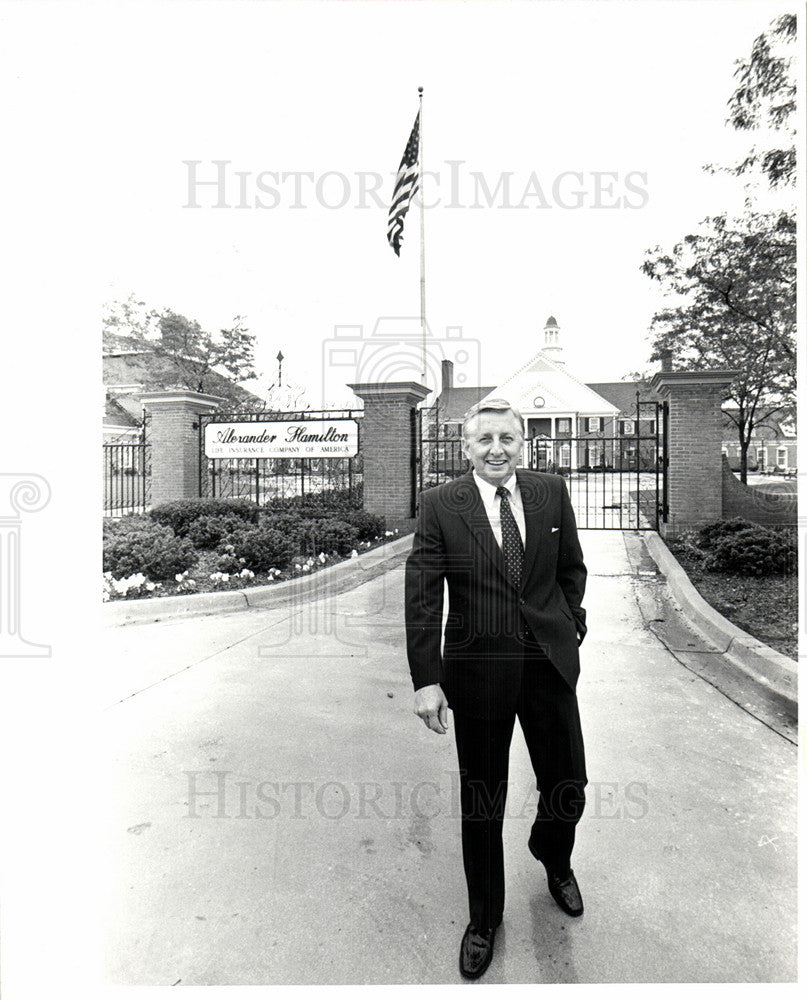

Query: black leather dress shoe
459,922,497,979
546,869,584,917
528,838,584,917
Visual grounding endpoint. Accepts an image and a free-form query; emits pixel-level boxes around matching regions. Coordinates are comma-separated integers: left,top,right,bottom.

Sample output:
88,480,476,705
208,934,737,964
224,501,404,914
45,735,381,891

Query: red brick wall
664,385,725,535
361,398,416,522
721,457,796,527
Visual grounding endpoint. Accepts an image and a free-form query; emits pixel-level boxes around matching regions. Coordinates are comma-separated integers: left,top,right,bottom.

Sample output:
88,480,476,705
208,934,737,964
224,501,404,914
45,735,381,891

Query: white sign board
204,420,359,459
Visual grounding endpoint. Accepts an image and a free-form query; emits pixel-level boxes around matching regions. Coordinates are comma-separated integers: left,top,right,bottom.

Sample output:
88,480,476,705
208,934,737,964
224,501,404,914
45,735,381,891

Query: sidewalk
103,530,797,985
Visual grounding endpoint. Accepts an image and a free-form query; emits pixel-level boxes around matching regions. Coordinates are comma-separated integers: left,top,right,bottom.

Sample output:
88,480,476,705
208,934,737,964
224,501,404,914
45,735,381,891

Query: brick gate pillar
140,390,225,507
348,381,430,526
650,369,738,538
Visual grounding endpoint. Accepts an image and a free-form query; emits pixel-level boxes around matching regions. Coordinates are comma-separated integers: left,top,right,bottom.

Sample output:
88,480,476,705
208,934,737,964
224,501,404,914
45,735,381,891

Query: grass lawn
666,540,797,660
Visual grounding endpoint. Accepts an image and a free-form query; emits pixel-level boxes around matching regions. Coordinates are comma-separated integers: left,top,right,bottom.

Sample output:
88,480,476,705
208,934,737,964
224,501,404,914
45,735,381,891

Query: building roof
104,393,141,428
103,350,263,410
545,315,558,327
722,406,796,439
585,380,662,413
487,351,620,416
436,386,496,421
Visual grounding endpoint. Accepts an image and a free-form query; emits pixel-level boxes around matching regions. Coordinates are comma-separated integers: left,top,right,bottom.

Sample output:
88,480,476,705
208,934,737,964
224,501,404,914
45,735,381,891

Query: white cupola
542,315,563,361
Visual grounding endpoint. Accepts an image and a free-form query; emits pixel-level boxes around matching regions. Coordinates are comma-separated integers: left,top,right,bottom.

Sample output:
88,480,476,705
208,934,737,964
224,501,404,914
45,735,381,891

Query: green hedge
227,527,297,573
103,518,197,581
686,518,796,577
150,498,260,536
104,487,387,584
704,525,795,576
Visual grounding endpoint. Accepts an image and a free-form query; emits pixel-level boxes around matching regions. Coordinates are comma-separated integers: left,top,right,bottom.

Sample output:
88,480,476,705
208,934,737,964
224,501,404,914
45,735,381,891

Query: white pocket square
551,526,559,533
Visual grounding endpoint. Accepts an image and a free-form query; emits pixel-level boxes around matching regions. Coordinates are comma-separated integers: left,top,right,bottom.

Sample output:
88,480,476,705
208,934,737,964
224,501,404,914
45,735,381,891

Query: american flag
386,111,420,256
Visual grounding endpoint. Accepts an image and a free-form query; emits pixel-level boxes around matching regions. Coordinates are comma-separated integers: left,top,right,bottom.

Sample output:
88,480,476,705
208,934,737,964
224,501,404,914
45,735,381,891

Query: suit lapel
517,469,549,592
453,472,510,586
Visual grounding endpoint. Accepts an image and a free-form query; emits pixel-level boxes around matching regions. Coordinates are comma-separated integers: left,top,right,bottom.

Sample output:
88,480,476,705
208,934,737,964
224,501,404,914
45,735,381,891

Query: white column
0,474,51,657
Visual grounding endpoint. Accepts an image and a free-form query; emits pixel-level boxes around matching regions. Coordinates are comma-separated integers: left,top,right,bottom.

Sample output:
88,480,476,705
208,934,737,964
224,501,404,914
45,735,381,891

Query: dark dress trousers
405,469,588,929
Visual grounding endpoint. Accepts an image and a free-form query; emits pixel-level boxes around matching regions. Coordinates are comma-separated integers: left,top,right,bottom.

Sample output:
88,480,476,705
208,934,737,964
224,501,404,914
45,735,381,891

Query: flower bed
103,492,395,601
666,518,797,659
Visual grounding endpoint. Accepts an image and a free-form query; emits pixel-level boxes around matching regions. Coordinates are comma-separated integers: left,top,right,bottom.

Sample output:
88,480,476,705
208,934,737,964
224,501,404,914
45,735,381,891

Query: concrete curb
642,531,797,713
103,534,414,627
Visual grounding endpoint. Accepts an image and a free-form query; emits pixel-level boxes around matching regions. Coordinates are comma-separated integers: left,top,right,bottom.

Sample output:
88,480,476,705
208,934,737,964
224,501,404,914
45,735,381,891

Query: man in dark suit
405,399,588,979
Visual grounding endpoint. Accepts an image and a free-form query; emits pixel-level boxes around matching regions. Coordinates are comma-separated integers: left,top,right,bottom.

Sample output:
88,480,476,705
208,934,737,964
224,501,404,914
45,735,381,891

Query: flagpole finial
418,86,423,94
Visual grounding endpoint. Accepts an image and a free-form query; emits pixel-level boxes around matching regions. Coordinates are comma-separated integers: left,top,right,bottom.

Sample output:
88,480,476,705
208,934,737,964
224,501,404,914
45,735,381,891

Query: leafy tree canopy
642,209,795,480
103,294,259,393
715,13,796,188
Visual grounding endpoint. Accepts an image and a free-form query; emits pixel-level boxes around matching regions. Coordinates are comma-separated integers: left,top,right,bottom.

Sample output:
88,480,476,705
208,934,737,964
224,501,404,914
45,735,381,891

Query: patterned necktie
496,485,524,589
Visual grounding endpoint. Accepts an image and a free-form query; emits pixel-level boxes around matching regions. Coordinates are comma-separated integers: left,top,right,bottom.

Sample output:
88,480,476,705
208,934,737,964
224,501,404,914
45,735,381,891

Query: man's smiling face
462,409,524,486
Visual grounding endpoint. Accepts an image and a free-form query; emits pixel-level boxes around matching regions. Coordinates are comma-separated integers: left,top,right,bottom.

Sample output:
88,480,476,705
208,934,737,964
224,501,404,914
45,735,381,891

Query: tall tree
103,297,260,393
642,209,795,482
156,310,259,392
723,12,796,189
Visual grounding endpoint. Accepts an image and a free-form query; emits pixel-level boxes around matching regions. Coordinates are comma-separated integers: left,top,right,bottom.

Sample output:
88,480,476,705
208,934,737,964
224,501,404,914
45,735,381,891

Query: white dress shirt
472,471,526,548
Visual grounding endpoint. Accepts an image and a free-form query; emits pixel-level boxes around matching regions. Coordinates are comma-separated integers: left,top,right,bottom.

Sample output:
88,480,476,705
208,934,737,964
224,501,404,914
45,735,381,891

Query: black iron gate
199,409,363,505
416,402,468,496
103,413,151,516
416,398,668,531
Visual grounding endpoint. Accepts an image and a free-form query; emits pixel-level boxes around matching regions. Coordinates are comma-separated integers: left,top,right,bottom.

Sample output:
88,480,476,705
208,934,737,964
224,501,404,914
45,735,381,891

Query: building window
619,420,635,435
647,419,656,435
757,448,765,469
586,417,601,433
556,418,571,434
777,447,787,468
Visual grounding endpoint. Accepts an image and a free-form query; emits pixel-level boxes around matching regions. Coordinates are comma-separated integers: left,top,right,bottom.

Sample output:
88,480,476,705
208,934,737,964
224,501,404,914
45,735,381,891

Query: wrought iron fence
103,416,151,516
416,403,469,493
525,435,663,529
416,398,667,530
199,409,363,506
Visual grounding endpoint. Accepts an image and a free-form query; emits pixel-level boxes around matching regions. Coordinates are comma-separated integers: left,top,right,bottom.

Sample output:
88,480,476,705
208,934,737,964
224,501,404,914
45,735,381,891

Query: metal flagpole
418,85,427,384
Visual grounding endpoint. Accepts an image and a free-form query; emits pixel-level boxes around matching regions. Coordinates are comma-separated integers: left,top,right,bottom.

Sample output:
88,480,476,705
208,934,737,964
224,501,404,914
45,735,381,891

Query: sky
74,0,796,406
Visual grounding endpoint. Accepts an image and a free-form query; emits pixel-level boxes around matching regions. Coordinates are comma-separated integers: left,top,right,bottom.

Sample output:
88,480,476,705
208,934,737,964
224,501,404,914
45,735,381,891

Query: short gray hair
461,398,525,439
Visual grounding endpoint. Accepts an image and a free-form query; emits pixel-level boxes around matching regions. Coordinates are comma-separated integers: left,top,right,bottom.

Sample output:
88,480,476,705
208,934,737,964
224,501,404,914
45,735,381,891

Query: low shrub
298,517,360,557
104,520,197,581
103,514,153,541
262,485,362,517
703,525,796,576
187,513,258,550
336,509,385,541
256,510,310,545
150,498,260,536
696,517,760,550
228,527,297,573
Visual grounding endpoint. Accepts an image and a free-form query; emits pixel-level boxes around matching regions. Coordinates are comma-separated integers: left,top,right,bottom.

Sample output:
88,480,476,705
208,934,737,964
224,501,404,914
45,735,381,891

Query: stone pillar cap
140,390,226,411
348,381,430,402
650,369,739,393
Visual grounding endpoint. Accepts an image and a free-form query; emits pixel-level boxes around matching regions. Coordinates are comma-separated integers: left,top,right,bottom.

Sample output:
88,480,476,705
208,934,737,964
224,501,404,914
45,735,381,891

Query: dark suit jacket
405,469,587,719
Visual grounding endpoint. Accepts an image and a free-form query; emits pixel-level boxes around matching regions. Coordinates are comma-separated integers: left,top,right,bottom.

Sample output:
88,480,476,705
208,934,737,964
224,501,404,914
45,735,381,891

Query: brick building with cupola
435,316,662,472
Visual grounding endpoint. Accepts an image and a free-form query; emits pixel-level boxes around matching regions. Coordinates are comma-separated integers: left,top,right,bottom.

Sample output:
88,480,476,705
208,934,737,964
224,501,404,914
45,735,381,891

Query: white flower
318,552,327,564
350,549,359,559
384,530,394,537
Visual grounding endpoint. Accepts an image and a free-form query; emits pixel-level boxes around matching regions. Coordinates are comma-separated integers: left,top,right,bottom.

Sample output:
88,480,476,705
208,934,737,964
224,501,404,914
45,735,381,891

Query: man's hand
414,684,449,735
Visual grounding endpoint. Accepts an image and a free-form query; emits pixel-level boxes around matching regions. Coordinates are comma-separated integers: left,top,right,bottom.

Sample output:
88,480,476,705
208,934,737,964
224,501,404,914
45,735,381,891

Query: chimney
442,359,454,393
659,349,673,373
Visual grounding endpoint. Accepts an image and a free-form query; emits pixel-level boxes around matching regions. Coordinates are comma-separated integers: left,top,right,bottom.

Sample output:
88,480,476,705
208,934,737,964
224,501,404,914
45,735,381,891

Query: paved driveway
103,531,797,985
